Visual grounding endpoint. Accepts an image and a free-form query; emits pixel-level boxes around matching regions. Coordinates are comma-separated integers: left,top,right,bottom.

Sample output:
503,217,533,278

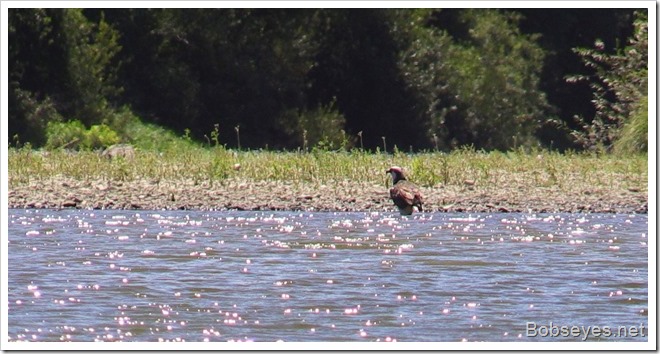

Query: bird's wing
414,188,424,204
390,183,416,206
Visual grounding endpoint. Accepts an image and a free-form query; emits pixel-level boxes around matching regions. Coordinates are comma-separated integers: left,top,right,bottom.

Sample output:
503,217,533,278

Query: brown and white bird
386,166,424,215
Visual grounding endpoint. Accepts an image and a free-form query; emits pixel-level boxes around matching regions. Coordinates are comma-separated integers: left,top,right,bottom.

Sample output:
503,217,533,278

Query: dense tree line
8,8,646,152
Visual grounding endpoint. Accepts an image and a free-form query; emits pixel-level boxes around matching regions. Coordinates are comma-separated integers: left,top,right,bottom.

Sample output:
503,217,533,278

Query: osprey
386,166,424,215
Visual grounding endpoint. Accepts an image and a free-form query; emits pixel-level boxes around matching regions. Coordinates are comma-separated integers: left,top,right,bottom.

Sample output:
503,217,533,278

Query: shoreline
8,176,648,214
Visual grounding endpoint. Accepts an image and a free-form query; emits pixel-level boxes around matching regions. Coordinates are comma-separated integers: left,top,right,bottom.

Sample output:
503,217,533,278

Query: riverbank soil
8,175,648,213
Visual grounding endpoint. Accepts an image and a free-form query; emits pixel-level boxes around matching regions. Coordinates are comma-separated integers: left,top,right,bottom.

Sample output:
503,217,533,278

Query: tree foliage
8,8,645,153
399,10,548,150
60,9,122,124
9,9,122,146
566,10,648,152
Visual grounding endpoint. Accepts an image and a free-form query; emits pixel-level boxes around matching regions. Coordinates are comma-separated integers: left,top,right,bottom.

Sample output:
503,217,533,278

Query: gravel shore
8,175,648,214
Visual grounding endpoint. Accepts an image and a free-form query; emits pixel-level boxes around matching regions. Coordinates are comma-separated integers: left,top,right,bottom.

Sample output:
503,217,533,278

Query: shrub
45,120,87,149
567,10,647,151
45,120,120,150
282,101,350,151
614,94,648,154
84,124,120,149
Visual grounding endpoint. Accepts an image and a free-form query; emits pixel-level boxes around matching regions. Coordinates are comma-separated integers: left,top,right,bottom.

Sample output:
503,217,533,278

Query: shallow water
7,209,648,342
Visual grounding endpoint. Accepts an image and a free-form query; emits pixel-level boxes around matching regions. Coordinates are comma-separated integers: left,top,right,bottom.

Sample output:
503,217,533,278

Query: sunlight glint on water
8,209,648,342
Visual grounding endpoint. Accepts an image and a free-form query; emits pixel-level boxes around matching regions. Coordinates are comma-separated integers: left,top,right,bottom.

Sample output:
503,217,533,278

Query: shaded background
8,8,646,152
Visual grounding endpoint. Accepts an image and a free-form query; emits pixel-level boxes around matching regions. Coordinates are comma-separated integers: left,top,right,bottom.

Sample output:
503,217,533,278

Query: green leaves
61,9,121,125
568,10,648,152
9,9,123,148
45,120,120,150
9,8,646,154
399,9,548,151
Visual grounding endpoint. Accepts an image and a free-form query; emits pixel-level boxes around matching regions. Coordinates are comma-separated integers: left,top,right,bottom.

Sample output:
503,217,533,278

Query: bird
386,166,424,215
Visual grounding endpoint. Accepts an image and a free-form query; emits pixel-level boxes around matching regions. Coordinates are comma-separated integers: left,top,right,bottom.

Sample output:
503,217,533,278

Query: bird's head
386,166,407,184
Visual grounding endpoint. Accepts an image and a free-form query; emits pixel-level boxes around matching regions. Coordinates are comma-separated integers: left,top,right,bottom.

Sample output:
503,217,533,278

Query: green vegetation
9,8,647,153
9,9,123,148
45,120,119,150
614,95,648,155
566,10,648,153
400,9,548,150
8,139,647,193
8,114,647,212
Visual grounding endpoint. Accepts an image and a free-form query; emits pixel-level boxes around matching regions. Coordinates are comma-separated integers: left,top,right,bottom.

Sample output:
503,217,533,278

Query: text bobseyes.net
526,322,647,341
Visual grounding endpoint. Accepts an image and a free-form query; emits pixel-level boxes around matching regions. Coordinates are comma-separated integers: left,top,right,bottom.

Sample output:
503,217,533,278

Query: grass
8,144,648,194
8,113,648,197
10,107,647,193
614,95,648,155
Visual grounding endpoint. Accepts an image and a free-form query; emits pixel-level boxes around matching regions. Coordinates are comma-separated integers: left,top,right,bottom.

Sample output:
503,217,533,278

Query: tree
399,9,549,150
8,9,122,146
305,9,427,151
9,8,644,152
515,8,636,150
60,9,122,125
9,9,66,145
566,10,647,152
105,9,319,148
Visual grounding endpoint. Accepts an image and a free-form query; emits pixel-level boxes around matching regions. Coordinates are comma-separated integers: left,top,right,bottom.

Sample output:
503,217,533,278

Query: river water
6,209,648,343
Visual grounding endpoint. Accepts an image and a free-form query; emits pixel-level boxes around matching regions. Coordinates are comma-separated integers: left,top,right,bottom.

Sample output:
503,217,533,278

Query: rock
101,144,135,160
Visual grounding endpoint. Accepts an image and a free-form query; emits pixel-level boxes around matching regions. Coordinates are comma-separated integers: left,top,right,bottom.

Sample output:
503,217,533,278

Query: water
7,209,648,342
